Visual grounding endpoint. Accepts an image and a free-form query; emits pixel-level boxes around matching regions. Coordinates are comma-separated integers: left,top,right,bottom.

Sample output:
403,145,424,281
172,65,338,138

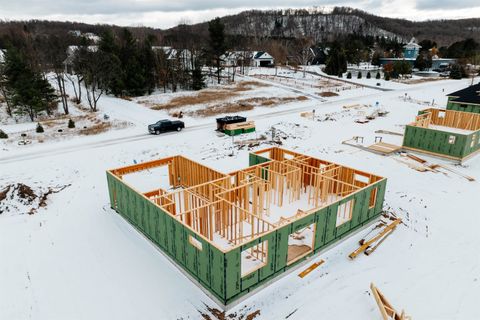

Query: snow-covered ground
1,73,480,319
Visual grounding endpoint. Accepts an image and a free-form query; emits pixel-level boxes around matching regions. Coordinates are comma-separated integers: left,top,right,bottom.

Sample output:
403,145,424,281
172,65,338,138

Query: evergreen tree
376,71,381,79
208,17,226,84
414,54,427,71
371,51,382,66
3,47,56,121
449,64,464,79
142,35,157,94
191,65,205,90
98,30,124,95
366,72,371,79
357,72,362,79
346,72,352,79
119,29,145,96
68,119,75,128
0,129,8,139
393,60,412,79
36,122,44,133
324,44,347,76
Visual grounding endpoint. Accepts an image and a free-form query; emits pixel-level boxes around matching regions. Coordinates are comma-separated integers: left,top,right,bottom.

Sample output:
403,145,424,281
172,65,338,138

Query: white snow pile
0,183,70,216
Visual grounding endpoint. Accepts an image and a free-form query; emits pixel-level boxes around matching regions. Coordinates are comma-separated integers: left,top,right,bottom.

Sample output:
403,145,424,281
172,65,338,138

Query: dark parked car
148,119,185,134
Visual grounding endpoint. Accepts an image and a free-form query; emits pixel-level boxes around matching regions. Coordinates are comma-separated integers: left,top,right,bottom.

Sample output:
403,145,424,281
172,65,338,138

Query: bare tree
296,38,314,78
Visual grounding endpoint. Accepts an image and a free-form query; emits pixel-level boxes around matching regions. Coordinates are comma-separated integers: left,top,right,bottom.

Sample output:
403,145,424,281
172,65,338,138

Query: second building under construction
106,147,387,307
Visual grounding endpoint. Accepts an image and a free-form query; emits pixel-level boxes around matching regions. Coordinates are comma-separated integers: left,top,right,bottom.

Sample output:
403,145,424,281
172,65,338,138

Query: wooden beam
349,218,402,259
370,283,411,320
298,260,325,278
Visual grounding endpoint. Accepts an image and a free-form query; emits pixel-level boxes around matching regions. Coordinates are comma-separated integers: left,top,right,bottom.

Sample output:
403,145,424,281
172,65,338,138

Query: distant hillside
1,7,480,49
168,7,480,47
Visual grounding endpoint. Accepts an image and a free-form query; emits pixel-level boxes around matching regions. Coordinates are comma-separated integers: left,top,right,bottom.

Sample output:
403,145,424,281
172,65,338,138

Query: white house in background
63,45,98,73
221,51,275,67
152,46,195,70
252,51,274,67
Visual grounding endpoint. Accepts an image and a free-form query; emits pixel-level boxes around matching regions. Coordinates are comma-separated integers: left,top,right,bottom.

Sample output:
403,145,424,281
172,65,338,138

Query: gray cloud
1,0,347,16
416,0,480,10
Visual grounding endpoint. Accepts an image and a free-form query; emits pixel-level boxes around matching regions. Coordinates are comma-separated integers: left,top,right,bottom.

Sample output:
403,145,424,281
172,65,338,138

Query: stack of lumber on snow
349,218,402,259
225,121,255,131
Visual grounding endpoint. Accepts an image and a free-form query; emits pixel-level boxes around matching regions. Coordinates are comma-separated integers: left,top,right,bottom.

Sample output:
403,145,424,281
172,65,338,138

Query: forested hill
1,7,480,48
167,7,480,47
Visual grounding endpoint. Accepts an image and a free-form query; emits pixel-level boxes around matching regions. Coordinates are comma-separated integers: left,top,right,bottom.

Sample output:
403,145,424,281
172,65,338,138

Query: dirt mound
0,183,70,215
199,304,260,320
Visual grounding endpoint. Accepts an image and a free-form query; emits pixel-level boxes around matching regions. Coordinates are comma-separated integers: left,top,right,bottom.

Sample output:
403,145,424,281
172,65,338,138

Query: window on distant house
336,199,355,227
448,136,456,144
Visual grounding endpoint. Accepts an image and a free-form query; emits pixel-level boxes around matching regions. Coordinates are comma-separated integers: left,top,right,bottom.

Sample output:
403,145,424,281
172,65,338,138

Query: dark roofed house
252,51,274,67
447,83,480,114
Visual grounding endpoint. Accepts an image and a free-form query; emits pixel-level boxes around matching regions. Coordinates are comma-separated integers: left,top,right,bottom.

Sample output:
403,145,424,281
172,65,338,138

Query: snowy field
1,73,480,319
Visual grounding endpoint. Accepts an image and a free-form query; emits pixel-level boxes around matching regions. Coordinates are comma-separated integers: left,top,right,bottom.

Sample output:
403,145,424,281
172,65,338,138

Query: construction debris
375,130,404,136
0,183,71,215
349,218,402,259
370,283,411,320
298,260,325,278
367,142,403,155
398,153,475,181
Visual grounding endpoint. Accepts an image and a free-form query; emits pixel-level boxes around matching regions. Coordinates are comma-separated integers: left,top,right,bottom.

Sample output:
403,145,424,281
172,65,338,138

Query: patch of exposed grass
319,91,339,97
79,122,112,135
151,81,269,110
185,96,308,117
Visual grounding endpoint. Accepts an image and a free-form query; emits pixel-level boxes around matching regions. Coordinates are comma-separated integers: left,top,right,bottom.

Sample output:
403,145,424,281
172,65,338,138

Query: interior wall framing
106,147,387,306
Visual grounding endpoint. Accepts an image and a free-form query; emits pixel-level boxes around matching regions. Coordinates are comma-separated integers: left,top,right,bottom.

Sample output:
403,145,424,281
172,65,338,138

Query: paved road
0,78,401,165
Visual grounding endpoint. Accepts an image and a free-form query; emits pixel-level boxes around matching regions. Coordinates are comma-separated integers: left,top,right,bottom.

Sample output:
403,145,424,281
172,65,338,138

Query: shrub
357,72,362,79
68,119,75,128
366,72,371,79
36,123,44,133
346,72,352,79
376,72,381,79
338,72,343,78
450,64,465,79
0,129,8,139
384,73,391,81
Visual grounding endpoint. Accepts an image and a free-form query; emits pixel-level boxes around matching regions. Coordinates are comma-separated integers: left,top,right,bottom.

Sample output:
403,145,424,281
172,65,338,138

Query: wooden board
298,260,325,278
367,142,402,154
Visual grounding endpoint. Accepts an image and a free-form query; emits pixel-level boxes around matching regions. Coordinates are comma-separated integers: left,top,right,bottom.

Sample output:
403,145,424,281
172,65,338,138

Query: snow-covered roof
253,51,274,60
404,37,421,49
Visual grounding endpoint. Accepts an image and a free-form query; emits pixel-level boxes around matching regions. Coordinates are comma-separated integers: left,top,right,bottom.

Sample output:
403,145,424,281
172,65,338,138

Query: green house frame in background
403,108,480,162
106,147,387,308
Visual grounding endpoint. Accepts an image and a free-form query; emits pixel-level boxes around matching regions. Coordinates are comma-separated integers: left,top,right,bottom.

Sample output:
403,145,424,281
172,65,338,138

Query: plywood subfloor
368,142,402,154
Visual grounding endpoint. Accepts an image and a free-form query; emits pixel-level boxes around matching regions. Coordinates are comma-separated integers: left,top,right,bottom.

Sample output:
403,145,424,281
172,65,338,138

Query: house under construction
106,147,387,308
403,108,480,162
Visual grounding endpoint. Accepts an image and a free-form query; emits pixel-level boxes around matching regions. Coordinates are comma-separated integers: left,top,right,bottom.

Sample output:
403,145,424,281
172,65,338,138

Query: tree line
0,20,231,121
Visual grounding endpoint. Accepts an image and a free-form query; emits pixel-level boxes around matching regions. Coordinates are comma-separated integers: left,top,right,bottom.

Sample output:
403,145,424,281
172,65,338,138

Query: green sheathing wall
223,179,387,305
106,172,226,302
462,130,480,157
446,99,480,114
107,169,387,306
403,125,468,158
248,153,272,166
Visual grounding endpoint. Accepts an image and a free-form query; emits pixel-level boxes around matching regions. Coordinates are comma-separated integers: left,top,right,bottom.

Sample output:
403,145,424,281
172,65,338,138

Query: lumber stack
224,121,256,136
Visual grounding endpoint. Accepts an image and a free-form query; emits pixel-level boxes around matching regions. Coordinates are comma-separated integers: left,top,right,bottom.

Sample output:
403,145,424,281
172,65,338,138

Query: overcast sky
0,0,479,29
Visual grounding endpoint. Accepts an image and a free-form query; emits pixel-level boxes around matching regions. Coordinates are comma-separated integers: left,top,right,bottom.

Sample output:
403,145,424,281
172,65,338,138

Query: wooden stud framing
109,147,385,253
